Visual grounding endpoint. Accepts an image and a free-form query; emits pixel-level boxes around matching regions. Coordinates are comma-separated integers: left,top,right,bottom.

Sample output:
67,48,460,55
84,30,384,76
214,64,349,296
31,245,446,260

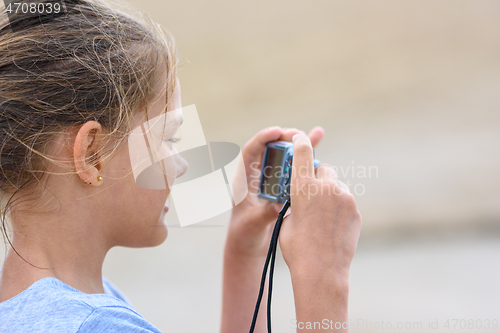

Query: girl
0,0,361,332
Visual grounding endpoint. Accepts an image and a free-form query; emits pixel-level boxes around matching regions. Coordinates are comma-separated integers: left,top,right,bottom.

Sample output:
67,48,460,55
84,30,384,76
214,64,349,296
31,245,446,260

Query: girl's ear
74,121,104,187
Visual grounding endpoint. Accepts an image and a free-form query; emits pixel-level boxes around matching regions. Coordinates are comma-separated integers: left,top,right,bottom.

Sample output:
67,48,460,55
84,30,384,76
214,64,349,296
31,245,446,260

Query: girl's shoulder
0,276,162,333
102,275,134,305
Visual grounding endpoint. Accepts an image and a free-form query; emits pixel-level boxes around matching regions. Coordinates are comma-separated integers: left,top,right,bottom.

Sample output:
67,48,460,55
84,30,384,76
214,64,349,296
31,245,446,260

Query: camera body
258,141,320,203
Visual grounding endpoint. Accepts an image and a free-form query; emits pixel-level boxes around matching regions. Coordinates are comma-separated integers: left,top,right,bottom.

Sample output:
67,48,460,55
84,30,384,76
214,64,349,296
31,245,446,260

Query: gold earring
97,176,103,182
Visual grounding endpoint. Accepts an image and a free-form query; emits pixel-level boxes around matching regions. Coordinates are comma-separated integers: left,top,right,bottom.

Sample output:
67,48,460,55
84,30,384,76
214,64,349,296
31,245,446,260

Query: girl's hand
279,133,362,281
275,134,361,330
225,126,324,259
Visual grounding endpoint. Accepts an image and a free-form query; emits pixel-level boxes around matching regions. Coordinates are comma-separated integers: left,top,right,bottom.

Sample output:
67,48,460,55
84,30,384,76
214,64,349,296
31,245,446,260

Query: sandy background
2,0,500,332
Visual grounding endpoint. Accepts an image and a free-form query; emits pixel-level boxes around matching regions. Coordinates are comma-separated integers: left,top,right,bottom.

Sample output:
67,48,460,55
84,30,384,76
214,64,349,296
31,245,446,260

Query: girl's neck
0,237,107,303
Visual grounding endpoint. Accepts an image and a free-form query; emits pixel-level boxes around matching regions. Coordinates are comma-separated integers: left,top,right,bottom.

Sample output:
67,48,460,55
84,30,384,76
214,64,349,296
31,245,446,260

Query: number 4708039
444,319,498,330
5,2,62,15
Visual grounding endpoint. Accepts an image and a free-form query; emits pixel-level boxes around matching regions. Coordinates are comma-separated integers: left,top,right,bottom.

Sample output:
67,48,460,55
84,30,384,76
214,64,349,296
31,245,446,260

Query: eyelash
165,136,181,143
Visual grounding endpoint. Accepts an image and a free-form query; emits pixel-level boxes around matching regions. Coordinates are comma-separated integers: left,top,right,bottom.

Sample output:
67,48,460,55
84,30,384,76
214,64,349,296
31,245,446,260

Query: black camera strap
249,199,291,333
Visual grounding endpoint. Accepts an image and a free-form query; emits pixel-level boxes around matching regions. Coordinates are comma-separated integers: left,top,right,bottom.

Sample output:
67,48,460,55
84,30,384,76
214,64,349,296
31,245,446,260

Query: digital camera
258,141,320,203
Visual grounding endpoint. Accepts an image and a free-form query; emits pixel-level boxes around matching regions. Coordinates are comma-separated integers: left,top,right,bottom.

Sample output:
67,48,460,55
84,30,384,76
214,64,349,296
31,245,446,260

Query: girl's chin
139,208,169,248
147,222,168,247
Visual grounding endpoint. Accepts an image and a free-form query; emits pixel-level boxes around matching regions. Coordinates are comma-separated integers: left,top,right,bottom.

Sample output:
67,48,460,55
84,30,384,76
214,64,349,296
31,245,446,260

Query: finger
291,133,315,180
242,126,283,177
337,180,351,194
272,202,283,214
315,163,337,181
308,126,325,148
278,128,305,142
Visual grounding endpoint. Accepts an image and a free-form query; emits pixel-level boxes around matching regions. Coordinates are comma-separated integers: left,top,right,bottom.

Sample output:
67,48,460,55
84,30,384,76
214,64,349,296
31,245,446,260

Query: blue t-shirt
0,276,162,333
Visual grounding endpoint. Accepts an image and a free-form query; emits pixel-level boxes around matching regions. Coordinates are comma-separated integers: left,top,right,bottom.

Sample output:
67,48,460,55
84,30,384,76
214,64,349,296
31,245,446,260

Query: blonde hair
0,0,177,255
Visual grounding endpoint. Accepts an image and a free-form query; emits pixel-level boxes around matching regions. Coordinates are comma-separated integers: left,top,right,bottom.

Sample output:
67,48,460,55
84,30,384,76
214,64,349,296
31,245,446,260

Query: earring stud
97,176,103,182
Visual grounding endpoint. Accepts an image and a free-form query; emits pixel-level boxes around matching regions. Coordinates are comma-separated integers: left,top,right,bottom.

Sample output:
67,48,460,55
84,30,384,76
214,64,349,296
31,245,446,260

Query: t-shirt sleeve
77,306,162,333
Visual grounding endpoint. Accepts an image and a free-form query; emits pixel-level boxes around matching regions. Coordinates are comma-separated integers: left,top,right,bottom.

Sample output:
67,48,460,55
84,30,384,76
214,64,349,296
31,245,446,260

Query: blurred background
4,0,500,332
107,0,500,332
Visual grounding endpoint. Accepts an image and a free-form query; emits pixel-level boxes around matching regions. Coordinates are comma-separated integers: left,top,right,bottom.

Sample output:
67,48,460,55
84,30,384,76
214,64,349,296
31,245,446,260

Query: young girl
0,0,361,332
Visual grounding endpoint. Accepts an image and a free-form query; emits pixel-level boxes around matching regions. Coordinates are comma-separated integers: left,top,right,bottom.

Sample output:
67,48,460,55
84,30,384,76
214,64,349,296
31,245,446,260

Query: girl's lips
164,204,169,213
